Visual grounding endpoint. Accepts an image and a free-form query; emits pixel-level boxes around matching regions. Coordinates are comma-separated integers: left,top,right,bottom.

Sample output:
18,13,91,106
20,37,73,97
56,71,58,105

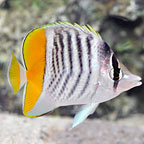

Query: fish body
8,22,142,127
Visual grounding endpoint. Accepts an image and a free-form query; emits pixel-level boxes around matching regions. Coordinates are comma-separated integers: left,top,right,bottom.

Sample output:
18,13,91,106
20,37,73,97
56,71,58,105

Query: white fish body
28,23,103,116
8,22,142,127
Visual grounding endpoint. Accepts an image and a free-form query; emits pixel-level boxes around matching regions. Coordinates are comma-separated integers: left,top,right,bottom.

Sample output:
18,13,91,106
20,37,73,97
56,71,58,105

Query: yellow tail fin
8,53,27,94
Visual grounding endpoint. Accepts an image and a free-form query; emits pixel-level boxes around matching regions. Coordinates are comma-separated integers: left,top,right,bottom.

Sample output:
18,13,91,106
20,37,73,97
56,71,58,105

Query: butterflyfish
8,21,142,128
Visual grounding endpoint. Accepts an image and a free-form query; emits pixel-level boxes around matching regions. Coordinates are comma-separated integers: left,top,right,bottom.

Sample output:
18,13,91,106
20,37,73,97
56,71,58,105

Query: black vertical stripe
58,32,73,96
112,54,120,81
114,80,119,89
48,36,60,88
79,36,92,96
112,54,120,89
59,33,65,71
48,33,65,91
68,34,83,97
47,41,57,88
54,37,59,73
52,48,56,77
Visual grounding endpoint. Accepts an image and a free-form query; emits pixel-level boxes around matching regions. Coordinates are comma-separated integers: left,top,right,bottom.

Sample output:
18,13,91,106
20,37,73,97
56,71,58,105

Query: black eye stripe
114,80,119,89
112,54,120,80
112,54,120,89
112,54,119,70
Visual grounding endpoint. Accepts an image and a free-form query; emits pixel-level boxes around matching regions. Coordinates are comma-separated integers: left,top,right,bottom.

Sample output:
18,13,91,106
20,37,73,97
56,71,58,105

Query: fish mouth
136,81,142,86
133,75,142,81
134,76,142,87
131,75,142,87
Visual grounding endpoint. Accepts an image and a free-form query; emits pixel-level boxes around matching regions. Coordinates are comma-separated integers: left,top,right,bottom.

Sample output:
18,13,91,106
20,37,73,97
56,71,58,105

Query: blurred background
0,0,144,143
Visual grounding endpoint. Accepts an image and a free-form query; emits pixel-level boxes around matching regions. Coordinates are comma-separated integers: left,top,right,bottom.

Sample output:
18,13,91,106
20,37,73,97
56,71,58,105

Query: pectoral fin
72,103,99,128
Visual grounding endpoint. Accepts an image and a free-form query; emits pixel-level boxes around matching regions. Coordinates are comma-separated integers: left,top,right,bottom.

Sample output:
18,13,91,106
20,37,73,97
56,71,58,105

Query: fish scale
48,34,63,89
79,36,92,97
57,32,73,97
52,30,69,98
30,24,101,109
50,27,99,101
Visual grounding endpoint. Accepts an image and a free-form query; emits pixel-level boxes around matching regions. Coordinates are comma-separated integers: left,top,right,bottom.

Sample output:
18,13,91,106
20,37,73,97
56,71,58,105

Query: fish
8,21,142,128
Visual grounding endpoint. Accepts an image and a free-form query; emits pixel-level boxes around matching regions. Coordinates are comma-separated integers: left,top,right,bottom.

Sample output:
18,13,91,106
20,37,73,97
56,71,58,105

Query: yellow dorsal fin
42,21,101,38
87,24,101,37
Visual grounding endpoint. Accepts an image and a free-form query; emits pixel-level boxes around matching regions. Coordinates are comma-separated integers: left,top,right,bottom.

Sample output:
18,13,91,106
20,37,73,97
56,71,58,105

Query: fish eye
109,68,123,80
109,68,114,80
119,69,123,80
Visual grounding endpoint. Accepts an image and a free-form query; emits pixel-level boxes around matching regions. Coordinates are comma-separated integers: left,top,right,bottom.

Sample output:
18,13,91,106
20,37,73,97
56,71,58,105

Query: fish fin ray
72,103,99,128
42,21,101,37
